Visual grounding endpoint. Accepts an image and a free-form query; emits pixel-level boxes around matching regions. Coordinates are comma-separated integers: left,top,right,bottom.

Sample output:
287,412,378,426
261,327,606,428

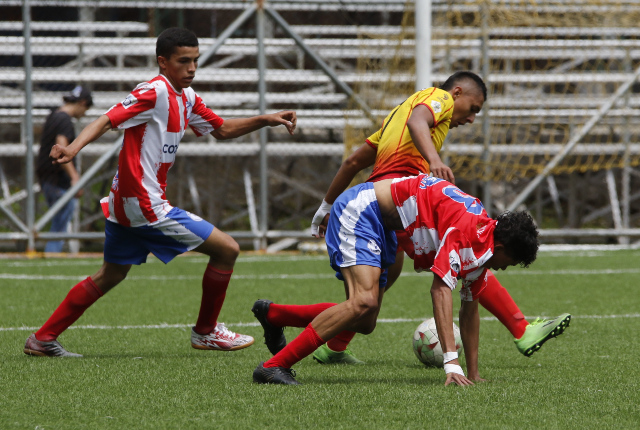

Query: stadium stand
2,0,640,249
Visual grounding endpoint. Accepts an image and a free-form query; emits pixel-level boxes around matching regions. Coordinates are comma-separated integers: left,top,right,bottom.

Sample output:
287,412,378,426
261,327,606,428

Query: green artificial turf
1,250,639,429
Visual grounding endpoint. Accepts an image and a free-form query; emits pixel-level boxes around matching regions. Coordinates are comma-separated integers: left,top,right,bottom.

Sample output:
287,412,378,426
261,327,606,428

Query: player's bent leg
315,265,383,339
90,261,132,294
194,227,239,271
514,313,571,357
255,266,382,383
315,265,387,364
191,228,253,351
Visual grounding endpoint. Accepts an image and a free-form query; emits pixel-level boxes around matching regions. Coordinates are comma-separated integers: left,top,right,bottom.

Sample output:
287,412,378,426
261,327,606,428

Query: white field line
2,313,639,332
0,254,328,267
4,247,640,268
2,267,640,283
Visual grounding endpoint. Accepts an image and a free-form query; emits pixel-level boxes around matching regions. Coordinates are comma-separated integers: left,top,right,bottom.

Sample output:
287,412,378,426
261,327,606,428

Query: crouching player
253,175,553,385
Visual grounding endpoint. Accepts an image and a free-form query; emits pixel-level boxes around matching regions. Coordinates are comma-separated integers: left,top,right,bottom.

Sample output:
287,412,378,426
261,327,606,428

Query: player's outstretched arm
431,275,474,386
407,105,455,184
51,114,112,165
311,143,377,237
212,110,297,140
459,298,485,382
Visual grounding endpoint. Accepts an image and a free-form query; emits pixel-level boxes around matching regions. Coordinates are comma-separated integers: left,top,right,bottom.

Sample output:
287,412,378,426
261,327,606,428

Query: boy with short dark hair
24,27,297,357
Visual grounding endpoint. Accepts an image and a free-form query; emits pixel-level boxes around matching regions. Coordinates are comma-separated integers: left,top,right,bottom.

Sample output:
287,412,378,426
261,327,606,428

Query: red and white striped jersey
390,175,496,297
101,75,223,227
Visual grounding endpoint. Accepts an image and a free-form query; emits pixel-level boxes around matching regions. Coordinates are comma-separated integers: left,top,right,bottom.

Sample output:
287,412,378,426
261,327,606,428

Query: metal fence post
481,0,492,216
257,0,269,250
414,0,432,91
22,0,35,252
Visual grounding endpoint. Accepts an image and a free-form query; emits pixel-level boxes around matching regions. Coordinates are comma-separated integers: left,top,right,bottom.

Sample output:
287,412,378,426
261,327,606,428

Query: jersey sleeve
105,84,157,129
365,129,380,149
416,90,454,127
188,93,224,137
430,227,470,290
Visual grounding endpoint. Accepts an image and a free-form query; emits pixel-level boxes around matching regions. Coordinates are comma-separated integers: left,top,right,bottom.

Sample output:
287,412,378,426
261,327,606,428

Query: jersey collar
159,74,183,95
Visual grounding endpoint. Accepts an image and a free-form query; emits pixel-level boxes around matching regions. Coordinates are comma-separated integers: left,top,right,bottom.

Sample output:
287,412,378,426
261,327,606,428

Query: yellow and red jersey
366,87,454,182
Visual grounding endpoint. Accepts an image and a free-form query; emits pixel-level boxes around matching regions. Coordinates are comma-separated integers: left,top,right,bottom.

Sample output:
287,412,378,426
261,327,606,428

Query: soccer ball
412,317,463,368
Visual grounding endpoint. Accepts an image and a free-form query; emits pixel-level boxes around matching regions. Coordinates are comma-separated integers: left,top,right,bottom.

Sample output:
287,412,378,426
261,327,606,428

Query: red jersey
390,174,496,300
102,75,223,227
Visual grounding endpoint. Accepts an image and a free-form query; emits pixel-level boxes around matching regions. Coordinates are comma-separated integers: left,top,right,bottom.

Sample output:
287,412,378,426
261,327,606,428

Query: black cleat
251,299,287,355
253,362,301,385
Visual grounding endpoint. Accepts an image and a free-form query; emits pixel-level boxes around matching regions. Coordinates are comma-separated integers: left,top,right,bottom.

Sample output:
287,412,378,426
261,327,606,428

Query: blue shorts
325,182,397,288
104,207,214,265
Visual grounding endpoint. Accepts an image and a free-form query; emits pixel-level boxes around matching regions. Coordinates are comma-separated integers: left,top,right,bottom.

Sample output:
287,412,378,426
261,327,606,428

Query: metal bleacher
3,1,640,157
3,0,640,248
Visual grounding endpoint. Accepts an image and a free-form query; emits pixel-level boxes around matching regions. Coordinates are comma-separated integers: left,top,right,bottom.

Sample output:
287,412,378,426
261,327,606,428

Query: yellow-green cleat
514,313,571,357
312,344,365,365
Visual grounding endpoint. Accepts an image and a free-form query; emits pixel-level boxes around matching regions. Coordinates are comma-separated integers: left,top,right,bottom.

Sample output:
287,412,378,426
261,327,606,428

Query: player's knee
92,265,129,292
102,270,127,290
351,297,379,321
221,237,240,262
229,239,240,260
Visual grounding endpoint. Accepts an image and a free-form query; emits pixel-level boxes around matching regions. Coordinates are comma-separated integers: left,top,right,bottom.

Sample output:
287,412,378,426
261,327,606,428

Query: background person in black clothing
36,86,92,253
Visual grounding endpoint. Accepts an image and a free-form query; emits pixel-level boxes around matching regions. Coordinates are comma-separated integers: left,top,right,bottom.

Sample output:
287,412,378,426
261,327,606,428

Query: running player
253,71,570,365
24,27,297,357
253,175,551,385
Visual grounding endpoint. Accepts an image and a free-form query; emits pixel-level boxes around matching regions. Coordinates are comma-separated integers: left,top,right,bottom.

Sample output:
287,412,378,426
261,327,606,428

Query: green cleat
514,313,571,357
312,344,365,365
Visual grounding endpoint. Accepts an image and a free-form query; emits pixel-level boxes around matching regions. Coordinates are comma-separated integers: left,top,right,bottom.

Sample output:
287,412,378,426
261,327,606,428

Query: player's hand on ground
266,110,297,135
50,143,77,165
429,159,455,184
467,374,487,383
444,372,474,387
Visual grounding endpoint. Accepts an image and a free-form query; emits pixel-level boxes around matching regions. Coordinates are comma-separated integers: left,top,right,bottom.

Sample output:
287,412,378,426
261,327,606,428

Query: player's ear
452,86,462,100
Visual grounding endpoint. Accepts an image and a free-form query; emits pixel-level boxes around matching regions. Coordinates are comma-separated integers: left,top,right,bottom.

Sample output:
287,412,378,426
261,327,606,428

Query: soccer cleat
312,344,365,365
514,313,571,357
251,299,287,355
23,333,83,357
253,362,301,385
191,323,254,351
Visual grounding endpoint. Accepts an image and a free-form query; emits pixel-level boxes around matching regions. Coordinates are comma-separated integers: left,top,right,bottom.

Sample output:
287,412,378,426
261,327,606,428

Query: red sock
267,303,336,328
264,324,326,369
326,330,356,352
479,271,529,339
194,264,232,335
35,277,103,341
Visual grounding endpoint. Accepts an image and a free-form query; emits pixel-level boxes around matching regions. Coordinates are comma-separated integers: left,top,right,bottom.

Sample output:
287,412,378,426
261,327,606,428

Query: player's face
484,247,520,271
159,46,200,89
450,89,484,128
